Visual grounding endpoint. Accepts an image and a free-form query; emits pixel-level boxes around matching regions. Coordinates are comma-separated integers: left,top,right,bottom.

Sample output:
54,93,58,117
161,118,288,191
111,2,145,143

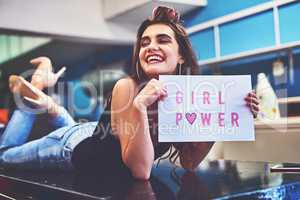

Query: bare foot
9,75,38,100
9,75,61,116
30,57,66,90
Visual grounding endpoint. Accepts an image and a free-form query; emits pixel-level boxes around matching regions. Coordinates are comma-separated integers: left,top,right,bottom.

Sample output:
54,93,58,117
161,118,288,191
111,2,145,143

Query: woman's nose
147,41,160,52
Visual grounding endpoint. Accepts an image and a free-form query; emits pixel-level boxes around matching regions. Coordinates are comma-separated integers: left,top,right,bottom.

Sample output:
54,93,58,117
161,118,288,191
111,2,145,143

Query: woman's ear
179,57,185,65
178,54,184,65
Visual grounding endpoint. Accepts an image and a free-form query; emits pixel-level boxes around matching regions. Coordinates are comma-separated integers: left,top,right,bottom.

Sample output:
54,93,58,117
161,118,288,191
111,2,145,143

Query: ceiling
0,0,206,44
106,0,207,36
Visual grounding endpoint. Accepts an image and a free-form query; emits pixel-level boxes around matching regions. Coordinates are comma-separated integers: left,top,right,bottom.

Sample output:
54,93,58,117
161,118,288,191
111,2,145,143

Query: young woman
0,6,259,180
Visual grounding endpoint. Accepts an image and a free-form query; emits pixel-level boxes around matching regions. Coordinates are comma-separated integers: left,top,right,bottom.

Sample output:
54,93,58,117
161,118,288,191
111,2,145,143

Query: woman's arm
111,78,167,180
111,78,152,179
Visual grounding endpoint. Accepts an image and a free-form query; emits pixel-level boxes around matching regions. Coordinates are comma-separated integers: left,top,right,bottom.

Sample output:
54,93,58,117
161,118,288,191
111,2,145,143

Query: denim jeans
0,108,97,170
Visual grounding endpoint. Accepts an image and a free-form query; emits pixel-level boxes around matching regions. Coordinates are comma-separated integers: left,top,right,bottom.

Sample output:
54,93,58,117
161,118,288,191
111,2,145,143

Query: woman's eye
141,40,150,47
159,38,171,44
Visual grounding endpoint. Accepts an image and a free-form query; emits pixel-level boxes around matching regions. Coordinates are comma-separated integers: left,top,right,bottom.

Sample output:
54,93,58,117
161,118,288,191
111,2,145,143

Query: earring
178,63,182,75
136,62,141,80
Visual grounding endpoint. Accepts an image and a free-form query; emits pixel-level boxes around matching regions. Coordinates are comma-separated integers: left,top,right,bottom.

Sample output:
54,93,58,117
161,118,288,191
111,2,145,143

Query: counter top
1,160,300,199
255,117,300,134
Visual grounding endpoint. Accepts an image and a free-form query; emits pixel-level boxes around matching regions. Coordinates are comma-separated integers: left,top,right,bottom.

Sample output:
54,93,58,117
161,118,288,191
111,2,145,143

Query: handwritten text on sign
158,75,255,142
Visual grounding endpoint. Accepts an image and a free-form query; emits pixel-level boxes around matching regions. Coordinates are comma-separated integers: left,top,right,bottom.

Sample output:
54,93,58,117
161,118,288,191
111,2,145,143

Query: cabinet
208,98,300,163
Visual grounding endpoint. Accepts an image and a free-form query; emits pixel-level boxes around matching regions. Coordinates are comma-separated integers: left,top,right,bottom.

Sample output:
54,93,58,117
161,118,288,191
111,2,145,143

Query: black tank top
71,95,171,176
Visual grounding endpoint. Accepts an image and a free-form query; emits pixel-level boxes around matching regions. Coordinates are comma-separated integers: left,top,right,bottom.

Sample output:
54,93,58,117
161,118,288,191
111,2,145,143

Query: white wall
103,0,149,19
0,0,131,43
0,0,205,43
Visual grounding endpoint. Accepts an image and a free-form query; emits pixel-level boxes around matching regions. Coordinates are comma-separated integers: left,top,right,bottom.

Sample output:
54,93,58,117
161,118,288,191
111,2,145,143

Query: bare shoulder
112,77,138,110
113,77,137,91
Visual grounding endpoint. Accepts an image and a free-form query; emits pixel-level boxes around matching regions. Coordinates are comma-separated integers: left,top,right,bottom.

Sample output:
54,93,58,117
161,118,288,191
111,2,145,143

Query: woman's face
139,23,182,78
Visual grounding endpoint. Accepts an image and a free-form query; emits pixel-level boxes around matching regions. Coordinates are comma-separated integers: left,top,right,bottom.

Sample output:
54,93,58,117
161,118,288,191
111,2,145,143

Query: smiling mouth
146,54,165,64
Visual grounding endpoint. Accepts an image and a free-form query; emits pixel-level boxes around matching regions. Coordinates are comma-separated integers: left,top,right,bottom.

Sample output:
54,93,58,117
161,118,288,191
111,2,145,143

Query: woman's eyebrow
157,34,172,39
141,36,150,41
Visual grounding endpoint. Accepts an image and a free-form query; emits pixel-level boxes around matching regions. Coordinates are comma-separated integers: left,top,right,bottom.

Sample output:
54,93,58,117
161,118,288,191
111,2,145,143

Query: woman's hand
244,91,259,118
133,78,167,110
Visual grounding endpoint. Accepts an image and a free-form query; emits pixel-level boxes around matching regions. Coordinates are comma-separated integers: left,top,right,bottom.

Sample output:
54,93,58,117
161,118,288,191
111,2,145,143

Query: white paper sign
158,75,255,142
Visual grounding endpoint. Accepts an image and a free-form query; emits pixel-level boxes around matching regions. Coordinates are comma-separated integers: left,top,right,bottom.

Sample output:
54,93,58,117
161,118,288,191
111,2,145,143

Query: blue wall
184,0,271,27
219,10,275,56
184,0,300,97
279,2,300,44
200,48,300,97
190,28,215,60
65,46,132,80
187,1,300,61
219,49,300,98
65,46,132,120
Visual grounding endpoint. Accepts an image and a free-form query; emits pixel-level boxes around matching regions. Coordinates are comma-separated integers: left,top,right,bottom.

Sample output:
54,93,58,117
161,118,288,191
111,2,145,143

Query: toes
30,57,51,66
8,75,22,93
55,66,66,79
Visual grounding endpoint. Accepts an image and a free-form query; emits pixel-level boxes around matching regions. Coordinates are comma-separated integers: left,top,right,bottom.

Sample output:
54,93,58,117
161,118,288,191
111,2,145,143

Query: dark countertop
1,160,300,199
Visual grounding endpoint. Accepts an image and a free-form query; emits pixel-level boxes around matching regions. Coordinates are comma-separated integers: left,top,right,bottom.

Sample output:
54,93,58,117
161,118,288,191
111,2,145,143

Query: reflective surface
1,160,300,199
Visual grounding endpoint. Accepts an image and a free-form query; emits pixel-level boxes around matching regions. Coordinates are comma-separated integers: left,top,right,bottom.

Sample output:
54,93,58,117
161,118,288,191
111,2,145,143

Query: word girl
175,90,239,127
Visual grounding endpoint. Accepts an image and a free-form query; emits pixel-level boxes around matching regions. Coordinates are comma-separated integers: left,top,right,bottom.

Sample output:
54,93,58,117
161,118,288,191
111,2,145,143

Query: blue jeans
0,108,97,170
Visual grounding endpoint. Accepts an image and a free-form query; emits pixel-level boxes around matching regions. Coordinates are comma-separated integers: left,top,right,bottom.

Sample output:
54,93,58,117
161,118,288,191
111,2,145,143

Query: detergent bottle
256,73,280,121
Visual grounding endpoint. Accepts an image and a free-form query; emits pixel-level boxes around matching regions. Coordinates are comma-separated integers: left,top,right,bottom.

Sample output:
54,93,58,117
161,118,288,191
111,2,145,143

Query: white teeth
147,55,163,63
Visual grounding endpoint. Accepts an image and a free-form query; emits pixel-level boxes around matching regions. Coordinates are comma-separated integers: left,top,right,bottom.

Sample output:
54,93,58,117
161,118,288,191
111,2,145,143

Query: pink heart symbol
185,112,197,125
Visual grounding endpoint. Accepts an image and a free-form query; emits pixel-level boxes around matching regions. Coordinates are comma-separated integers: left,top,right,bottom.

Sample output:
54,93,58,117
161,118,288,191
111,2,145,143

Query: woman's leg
49,106,76,128
10,75,76,129
0,110,36,150
0,122,96,170
0,125,73,170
